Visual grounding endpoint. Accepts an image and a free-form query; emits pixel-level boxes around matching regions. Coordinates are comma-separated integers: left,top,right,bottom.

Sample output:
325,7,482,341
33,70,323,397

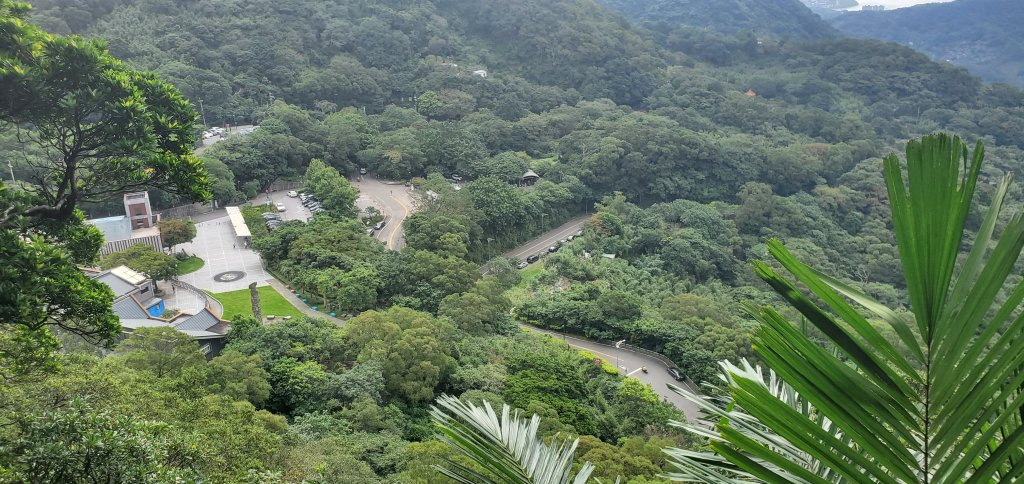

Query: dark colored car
667,368,683,381
261,213,281,220
526,255,540,263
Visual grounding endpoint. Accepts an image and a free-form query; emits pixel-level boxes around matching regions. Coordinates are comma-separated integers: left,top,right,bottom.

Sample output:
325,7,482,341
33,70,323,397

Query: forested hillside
831,0,1024,86
598,0,838,40
8,0,1024,480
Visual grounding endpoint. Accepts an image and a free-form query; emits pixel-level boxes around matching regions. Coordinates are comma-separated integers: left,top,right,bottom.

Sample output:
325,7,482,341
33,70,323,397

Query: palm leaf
430,394,596,484
665,134,1024,482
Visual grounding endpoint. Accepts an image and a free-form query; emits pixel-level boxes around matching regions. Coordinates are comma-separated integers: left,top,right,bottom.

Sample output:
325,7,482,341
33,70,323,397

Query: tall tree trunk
249,282,262,322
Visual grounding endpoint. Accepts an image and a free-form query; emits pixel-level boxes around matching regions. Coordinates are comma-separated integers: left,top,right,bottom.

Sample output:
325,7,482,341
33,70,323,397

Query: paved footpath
265,278,345,326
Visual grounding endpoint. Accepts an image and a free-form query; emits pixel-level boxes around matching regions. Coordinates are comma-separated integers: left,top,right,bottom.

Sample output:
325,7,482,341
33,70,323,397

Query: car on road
374,220,386,230
667,368,683,381
287,190,298,197
275,202,287,212
359,167,367,175
526,255,539,263
516,260,529,270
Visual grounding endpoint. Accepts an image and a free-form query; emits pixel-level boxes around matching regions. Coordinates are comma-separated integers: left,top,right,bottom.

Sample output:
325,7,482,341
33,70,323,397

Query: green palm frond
430,394,596,484
664,359,850,483
666,134,1024,482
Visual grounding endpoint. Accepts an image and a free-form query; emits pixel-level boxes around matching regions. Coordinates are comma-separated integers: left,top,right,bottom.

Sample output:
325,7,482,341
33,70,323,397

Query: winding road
503,216,703,422
353,177,414,250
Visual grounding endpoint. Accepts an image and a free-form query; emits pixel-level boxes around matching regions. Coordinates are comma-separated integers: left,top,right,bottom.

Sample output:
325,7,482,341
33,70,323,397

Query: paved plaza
175,216,271,292
159,281,209,315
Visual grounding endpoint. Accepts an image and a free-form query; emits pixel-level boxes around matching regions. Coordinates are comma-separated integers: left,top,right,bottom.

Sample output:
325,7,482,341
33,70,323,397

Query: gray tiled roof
97,272,137,299
113,297,149,319
174,309,222,333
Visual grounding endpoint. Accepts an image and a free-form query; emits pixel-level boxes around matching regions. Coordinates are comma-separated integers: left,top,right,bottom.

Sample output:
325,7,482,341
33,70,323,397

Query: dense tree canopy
1,1,209,377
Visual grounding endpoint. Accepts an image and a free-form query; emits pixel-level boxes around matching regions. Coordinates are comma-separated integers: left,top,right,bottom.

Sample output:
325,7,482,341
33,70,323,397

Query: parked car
261,212,281,220
275,202,286,212
547,245,557,253
558,239,567,245
667,368,683,381
451,174,463,181
311,208,325,214
359,167,367,175
287,190,298,197
526,255,540,263
366,228,375,236
374,220,386,230
516,260,529,270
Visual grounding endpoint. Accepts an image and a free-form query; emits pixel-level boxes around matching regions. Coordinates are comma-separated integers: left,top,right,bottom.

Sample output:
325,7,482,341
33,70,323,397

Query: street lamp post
614,339,626,370
198,98,207,128
540,213,547,231
7,159,14,183
487,237,494,259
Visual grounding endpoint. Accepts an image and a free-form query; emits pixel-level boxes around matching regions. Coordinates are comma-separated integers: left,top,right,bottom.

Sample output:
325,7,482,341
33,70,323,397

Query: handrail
170,279,224,319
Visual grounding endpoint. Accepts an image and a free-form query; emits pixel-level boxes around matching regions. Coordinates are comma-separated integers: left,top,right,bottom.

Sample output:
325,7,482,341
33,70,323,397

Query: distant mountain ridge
597,0,839,40
831,0,1024,86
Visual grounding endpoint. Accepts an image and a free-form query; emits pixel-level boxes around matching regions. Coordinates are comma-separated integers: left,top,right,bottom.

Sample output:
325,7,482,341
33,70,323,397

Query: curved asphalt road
503,217,702,422
524,325,701,422
353,177,413,250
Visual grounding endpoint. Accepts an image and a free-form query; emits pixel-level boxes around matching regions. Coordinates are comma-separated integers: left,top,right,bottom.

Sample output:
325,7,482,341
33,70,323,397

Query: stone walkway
265,278,345,326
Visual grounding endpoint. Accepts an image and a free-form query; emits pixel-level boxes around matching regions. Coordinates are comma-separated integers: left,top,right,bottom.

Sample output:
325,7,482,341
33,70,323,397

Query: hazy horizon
849,0,956,10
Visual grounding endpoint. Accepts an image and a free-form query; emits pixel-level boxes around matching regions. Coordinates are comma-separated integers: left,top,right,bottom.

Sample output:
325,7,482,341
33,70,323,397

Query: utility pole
198,98,207,128
540,213,547,231
6,159,13,183
487,237,494,259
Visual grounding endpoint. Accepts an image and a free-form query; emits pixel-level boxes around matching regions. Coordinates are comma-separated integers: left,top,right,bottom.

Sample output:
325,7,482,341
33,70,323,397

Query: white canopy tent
225,206,251,238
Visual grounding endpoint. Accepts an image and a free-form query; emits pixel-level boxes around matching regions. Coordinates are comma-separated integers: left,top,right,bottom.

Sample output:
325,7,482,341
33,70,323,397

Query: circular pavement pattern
213,270,246,282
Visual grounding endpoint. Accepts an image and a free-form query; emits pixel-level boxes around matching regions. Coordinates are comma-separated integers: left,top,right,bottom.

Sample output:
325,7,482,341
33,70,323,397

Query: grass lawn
176,256,204,275
506,260,546,306
209,286,304,320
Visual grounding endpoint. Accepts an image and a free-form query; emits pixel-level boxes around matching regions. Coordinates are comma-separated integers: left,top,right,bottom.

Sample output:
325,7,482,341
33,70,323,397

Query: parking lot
250,190,311,222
